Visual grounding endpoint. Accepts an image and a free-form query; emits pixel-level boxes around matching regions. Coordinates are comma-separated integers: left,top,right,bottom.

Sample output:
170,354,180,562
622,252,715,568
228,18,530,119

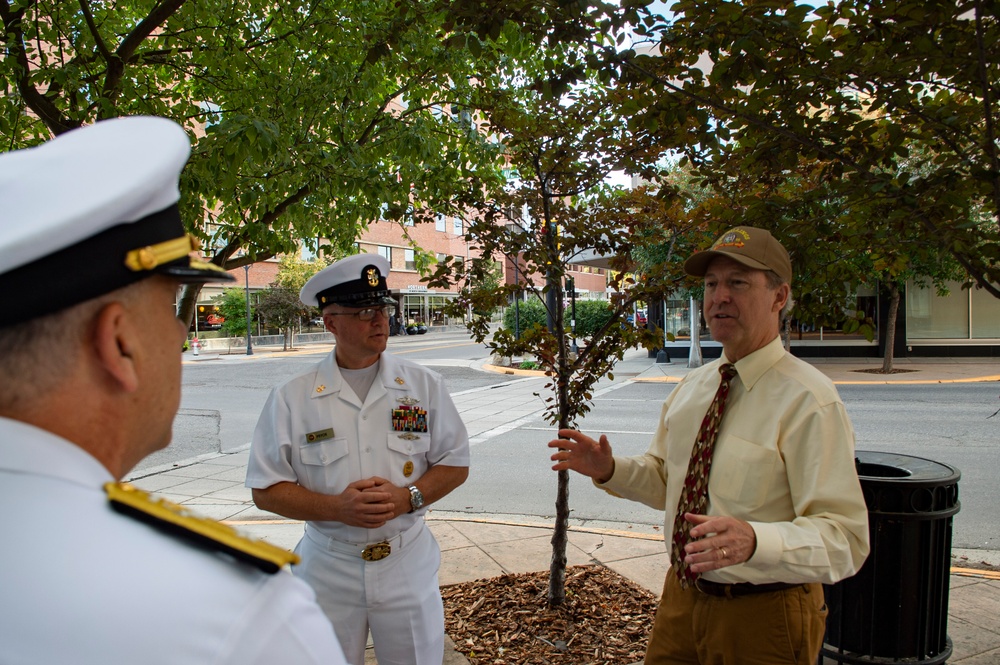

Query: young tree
256,286,310,352
429,50,701,606
252,254,332,350
214,287,254,339
273,255,331,304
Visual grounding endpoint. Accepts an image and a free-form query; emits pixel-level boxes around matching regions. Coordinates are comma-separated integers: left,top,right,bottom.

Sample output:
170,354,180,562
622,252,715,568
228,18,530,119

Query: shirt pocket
297,438,351,489
386,433,431,485
709,435,782,511
300,438,350,465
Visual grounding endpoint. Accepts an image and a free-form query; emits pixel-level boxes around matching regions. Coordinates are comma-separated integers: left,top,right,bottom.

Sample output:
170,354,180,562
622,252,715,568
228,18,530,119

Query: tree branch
78,0,113,63
102,0,188,108
973,0,1000,235
0,1,77,134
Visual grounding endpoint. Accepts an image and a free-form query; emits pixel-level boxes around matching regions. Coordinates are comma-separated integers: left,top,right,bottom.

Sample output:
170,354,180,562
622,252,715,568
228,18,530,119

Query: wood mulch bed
443,565,658,664
851,368,919,374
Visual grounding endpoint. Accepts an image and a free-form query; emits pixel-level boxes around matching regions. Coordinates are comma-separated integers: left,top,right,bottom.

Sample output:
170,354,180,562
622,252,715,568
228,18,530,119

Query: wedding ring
719,546,728,560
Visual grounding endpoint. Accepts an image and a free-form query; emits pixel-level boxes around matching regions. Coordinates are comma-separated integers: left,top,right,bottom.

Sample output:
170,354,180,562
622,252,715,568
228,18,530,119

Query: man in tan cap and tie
549,226,870,664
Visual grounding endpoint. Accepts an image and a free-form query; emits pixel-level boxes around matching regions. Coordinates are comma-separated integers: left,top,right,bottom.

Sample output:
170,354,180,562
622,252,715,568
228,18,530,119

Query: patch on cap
712,228,751,251
0,116,234,328
300,254,397,309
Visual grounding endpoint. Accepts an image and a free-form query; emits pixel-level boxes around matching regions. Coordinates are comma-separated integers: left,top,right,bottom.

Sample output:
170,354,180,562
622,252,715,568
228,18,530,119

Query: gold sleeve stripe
105,482,299,574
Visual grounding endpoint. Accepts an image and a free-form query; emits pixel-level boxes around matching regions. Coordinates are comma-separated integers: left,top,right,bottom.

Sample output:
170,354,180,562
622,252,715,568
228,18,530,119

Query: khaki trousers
644,570,827,665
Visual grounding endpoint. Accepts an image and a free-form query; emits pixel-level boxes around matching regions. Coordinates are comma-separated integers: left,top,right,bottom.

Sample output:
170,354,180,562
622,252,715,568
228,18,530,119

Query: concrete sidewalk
152,346,1000,663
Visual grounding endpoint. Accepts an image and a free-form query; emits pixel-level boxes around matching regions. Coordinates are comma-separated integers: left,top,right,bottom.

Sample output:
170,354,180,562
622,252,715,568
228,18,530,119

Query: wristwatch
407,485,424,512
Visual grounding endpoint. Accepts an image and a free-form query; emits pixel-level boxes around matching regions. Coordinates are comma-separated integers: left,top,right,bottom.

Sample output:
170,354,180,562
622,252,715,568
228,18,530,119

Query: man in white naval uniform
247,253,471,665
0,117,347,665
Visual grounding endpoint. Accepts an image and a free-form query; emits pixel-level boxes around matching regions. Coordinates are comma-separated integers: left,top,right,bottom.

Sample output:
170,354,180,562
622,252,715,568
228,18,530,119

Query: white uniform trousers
295,521,444,665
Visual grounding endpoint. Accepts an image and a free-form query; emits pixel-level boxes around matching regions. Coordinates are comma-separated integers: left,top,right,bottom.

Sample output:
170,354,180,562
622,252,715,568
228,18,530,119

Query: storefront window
428,295,451,325
907,280,970,339
662,299,691,337
971,285,1000,339
401,293,460,327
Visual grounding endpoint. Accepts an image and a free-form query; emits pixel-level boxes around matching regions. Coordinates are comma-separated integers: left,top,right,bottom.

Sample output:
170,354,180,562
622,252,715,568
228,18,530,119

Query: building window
405,249,416,271
378,246,392,263
907,280,970,339
453,217,463,235
436,213,447,232
971,286,1000,339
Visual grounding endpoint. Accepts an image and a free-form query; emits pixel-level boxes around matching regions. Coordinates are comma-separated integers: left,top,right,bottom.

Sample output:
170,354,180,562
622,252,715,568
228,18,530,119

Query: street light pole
243,263,253,356
566,276,577,353
505,222,523,342
512,253,521,342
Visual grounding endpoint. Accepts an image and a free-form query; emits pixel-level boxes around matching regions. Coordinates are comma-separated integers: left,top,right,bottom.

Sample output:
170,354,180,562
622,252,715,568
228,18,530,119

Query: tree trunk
176,283,204,329
539,203,570,608
688,297,703,368
882,284,900,373
549,467,570,607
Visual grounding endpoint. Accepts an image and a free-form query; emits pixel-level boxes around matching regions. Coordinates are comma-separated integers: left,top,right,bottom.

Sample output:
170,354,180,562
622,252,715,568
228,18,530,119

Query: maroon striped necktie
671,363,738,588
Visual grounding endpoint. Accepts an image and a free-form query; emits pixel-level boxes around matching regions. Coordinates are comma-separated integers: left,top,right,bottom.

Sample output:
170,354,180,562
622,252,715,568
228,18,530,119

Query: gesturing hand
548,429,615,484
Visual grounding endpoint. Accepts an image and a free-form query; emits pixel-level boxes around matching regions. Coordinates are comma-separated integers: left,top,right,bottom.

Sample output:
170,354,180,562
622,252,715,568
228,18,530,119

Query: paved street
156,333,1000,551
124,339,1000,664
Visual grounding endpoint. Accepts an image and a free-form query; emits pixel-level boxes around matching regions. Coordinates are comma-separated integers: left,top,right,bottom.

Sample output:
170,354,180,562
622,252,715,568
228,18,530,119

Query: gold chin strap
123,234,199,272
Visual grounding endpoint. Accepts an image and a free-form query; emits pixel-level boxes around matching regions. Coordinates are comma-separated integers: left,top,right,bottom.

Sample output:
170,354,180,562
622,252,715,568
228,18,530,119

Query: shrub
573,300,615,338
502,297,547,334
502,298,617,339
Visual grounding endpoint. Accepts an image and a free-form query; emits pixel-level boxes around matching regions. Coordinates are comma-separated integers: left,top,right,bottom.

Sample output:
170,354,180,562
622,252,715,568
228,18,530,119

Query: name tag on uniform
305,428,334,444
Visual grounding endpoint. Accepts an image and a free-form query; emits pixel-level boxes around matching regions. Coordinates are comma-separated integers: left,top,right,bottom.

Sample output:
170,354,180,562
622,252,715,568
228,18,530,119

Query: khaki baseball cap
683,226,792,284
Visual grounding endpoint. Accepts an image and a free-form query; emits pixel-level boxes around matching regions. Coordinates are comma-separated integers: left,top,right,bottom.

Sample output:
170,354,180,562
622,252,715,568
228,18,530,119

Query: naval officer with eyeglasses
246,253,470,665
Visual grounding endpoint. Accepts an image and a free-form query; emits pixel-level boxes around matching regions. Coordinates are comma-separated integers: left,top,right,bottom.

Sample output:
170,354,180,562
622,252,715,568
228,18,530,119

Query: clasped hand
338,477,402,528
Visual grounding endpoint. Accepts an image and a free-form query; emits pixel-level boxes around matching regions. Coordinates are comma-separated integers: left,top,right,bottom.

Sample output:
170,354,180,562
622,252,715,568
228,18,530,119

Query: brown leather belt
695,578,802,598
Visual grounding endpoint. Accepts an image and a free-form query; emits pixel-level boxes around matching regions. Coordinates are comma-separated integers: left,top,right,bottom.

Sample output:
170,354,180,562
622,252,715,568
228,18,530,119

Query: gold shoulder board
104,482,299,574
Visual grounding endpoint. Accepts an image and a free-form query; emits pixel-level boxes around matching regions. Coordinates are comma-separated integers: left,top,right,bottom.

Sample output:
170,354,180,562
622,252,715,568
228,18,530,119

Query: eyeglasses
327,305,394,322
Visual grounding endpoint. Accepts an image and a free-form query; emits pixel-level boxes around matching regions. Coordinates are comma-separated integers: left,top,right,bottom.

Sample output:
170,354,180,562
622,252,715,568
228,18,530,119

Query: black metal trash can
822,451,960,665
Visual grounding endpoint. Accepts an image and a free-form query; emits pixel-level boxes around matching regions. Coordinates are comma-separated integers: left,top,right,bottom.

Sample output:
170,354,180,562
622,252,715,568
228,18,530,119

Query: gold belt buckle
361,541,391,562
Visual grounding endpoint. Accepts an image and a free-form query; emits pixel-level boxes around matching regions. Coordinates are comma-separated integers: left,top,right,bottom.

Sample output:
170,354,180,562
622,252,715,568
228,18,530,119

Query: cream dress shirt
600,336,870,585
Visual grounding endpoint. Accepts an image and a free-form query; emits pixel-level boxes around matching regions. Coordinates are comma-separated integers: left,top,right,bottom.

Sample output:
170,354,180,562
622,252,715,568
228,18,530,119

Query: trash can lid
855,450,960,486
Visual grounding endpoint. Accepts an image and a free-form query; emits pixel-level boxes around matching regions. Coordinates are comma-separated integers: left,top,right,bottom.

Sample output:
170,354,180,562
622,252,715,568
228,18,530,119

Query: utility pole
243,263,253,356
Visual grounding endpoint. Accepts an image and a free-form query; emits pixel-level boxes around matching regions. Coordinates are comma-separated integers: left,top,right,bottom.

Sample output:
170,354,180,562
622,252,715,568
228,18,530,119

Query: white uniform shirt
246,352,470,543
0,417,347,665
